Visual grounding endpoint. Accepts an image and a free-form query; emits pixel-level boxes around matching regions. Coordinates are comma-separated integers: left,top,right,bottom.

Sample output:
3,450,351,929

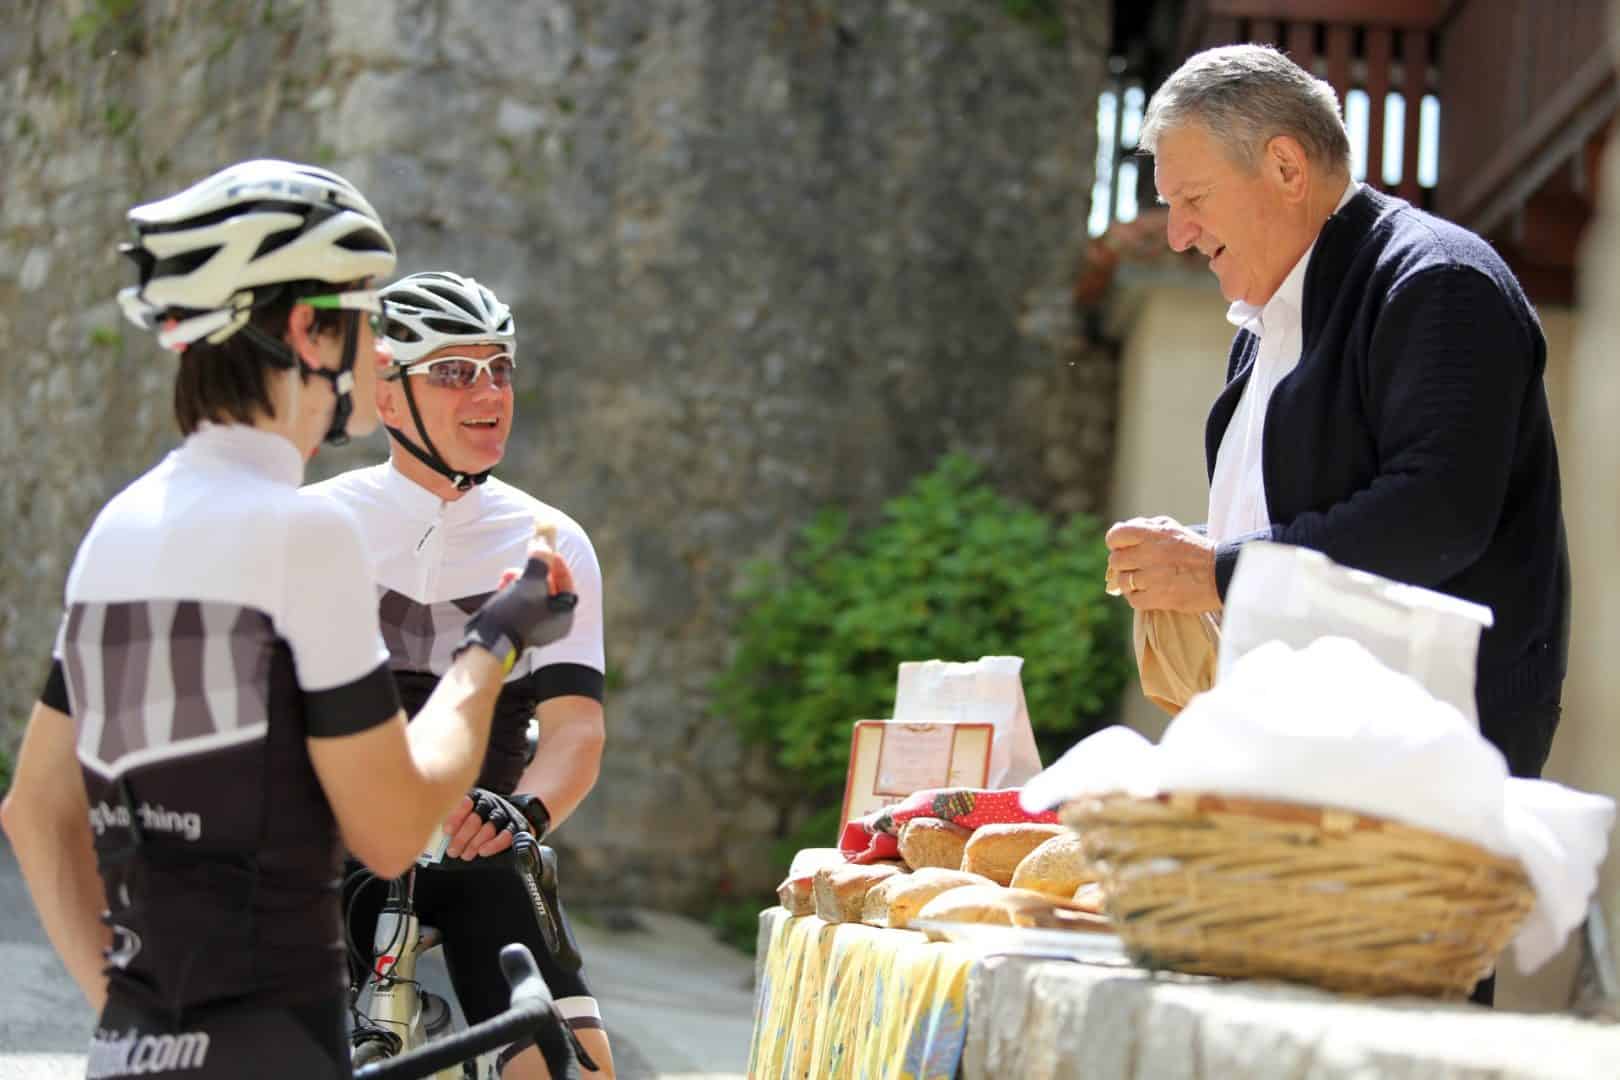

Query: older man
1107,44,1569,787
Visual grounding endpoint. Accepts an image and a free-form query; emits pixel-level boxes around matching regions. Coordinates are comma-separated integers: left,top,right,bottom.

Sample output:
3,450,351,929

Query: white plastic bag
892,656,1044,786
1220,542,1493,726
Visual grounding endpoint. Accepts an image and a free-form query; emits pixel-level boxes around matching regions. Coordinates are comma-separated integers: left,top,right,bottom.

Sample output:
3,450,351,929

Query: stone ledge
962,953,1620,1080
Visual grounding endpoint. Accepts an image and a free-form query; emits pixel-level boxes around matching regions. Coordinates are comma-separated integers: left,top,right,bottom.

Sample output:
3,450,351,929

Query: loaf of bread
861,868,994,929
776,875,817,916
775,848,851,916
915,883,1111,932
960,823,1066,886
897,817,972,870
813,863,904,923
1009,832,1095,898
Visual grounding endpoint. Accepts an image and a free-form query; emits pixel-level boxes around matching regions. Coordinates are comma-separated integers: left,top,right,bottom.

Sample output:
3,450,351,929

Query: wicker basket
1062,791,1536,998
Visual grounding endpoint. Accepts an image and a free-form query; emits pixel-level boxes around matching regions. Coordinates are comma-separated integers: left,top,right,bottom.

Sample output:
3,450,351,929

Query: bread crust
861,867,994,929
897,817,972,870
812,862,904,923
960,823,1066,885
1009,832,1095,898
915,883,1111,932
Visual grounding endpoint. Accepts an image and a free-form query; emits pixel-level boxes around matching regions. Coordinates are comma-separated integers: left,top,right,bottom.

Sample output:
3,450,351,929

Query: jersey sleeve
281,492,399,738
519,517,605,680
39,612,70,713
40,660,70,714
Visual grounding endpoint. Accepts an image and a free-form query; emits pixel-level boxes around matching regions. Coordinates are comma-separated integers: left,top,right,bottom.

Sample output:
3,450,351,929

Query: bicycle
347,825,598,1079
354,942,577,1080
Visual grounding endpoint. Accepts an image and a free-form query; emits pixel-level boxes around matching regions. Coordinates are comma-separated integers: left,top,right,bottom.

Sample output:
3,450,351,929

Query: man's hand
457,533,579,670
1105,515,1221,613
443,788,530,860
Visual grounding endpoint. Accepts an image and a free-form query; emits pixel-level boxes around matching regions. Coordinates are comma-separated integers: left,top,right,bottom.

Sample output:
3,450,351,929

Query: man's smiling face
1153,123,1300,306
378,341,515,475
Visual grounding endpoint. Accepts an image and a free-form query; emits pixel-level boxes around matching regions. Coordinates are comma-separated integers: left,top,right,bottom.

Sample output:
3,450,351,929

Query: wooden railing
1438,0,1615,237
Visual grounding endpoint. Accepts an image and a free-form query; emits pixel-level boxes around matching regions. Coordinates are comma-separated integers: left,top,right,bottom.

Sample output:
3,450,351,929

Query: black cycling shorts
343,854,595,1029
88,993,348,1079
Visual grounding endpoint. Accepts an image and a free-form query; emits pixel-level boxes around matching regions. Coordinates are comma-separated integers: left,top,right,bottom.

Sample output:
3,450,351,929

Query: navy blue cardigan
1206,186,1568,715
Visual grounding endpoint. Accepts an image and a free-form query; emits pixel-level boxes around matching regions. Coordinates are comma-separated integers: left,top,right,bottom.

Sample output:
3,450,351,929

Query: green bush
714,452,1129,850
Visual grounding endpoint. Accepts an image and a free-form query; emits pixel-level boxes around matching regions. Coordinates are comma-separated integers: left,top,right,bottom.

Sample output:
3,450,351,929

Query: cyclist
0,160,576,1079
309,271,615,1079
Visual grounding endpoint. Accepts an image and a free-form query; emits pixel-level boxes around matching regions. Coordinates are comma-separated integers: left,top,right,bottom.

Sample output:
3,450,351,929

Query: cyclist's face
379,341,515,473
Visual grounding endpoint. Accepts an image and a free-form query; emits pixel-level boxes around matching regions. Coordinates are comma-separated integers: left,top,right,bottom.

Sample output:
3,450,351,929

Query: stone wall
0,0,1112,910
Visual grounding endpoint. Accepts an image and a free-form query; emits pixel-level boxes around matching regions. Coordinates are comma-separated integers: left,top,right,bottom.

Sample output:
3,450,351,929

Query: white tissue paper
1220,541,1494,726
1021,636,1615,972
893,656,1044,787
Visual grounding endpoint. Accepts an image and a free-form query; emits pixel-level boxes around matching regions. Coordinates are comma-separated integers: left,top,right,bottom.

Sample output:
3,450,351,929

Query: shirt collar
1226,178,1360,334
382,458,485,521
182,423,304,487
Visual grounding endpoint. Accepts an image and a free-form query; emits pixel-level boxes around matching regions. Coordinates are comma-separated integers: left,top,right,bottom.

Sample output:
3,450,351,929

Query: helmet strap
240,310,358,447
321,311,360,447
384,373,491,492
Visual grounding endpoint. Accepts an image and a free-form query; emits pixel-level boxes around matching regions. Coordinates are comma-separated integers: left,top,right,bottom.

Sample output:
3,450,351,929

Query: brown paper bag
1134,609,1220,716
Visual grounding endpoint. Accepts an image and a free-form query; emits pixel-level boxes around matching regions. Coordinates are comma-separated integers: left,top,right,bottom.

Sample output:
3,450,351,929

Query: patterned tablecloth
748,908,976,1080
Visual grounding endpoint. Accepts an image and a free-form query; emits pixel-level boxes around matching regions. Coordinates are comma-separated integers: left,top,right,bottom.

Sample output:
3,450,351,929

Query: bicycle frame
355,943,577,1080
352,849,498,1078
350,828,591,1078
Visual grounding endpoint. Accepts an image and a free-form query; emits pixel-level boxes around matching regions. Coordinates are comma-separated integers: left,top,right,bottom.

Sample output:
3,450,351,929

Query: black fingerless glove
467,788,551,840
467,787,524,835
454,554,578,672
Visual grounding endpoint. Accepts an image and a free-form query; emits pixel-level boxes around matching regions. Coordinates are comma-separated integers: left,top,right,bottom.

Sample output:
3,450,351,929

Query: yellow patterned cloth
749,909,975,1080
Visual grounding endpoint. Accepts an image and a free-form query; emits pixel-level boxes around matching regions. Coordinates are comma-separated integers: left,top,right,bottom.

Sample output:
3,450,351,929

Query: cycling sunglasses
304,289,394,337
394,352,518,390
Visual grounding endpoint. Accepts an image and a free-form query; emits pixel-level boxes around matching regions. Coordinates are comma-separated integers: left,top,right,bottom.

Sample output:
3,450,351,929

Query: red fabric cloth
838,788,1060,863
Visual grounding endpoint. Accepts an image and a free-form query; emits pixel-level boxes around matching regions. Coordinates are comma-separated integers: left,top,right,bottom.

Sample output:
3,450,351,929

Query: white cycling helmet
118,159,396,349
377,271,516,364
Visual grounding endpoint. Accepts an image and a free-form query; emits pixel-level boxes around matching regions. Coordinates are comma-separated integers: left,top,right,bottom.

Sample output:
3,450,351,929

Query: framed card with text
838,720,994,833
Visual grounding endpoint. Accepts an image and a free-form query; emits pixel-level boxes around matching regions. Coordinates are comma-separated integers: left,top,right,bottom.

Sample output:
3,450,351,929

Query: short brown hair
173,283,352,435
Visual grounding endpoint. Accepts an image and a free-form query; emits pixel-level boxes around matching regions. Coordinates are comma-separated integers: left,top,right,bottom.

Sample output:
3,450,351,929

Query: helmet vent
424,315,483,335
422,283,484,320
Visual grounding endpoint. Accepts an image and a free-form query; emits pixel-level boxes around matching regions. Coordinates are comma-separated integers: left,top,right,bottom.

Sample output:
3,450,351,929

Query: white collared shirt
1207,181,1358,543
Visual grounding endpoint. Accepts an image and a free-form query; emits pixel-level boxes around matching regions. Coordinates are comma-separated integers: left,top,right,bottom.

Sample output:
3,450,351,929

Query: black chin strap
384,370,491,492
239,314,360,447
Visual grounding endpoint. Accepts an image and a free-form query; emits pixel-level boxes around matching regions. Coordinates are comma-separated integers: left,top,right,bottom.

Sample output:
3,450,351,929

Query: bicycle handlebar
353,944,577,1080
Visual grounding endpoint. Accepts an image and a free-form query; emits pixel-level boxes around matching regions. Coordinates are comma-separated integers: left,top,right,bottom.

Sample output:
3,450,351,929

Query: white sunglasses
390,352,518,389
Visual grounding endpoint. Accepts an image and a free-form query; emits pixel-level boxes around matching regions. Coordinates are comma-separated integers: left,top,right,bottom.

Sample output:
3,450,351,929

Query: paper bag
892,656,1043,786
1134,609,1221,716
1220,542,1494,725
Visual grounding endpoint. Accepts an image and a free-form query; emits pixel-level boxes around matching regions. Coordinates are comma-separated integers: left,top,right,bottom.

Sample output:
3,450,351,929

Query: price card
838,720,993,833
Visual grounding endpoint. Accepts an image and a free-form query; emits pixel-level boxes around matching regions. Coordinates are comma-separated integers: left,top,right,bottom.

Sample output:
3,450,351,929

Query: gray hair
1139,44,1351,174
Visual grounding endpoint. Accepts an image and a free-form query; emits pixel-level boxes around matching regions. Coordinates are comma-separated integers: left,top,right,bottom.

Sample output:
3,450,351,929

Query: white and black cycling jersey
38,423,400,1013
306,463,604,793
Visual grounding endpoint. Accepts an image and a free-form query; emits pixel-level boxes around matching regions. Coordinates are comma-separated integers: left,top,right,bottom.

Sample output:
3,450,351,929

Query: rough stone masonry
0,0,1111,910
